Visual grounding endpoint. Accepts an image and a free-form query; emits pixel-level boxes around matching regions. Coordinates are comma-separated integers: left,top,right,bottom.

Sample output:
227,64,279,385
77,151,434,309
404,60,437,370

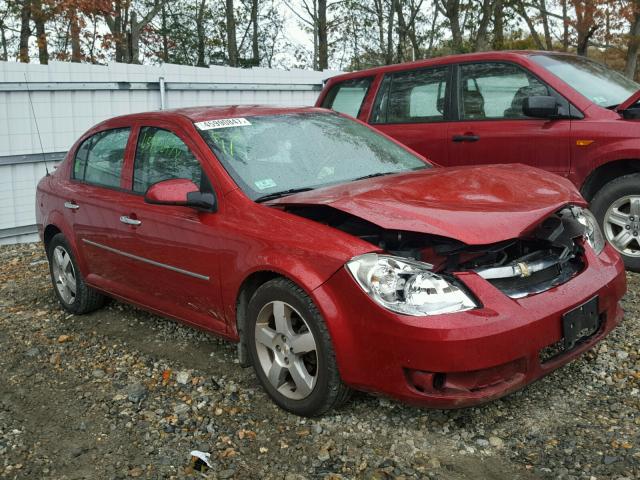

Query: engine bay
282,204,588,299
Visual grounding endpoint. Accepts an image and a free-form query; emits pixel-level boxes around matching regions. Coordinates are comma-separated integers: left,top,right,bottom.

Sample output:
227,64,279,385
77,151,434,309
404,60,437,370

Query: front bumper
313,243,626,408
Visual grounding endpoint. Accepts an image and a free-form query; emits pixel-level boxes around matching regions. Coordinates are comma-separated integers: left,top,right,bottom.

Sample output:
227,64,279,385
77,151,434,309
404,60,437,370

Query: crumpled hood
268,164,585,245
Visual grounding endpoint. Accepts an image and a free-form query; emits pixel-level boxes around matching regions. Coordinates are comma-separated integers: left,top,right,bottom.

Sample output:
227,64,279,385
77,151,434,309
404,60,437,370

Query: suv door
449,62,571,175
368,66,452,165
114,124,226,333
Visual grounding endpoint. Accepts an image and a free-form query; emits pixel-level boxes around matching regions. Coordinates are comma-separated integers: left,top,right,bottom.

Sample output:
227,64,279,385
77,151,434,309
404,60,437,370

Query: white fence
0,61,338,244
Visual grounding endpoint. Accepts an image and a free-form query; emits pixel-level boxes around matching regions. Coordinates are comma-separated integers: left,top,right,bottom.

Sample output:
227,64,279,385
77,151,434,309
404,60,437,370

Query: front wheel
591,173,640,271
246,278,351,416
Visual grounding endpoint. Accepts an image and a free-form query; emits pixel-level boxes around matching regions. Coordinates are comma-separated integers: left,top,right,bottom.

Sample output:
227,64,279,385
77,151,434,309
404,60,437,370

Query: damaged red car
36,106,626,416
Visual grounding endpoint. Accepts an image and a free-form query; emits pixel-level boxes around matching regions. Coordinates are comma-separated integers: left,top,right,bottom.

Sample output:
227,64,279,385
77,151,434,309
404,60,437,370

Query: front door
114,124,226,333
448,62,571,176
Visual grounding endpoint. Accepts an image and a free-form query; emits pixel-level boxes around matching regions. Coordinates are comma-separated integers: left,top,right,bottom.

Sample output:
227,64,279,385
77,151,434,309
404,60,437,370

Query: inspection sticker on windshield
195,118,252,130
255,178,277,190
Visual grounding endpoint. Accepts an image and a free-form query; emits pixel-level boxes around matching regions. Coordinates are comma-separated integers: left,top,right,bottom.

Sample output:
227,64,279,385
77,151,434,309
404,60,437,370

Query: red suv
317,51,640,270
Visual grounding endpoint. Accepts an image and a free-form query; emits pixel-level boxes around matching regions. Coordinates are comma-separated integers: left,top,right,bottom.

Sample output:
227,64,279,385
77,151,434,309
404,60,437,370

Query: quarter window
73,128,130,188
374,67,448,124
458,63,550,120
321,77,372,118
133,127,203,194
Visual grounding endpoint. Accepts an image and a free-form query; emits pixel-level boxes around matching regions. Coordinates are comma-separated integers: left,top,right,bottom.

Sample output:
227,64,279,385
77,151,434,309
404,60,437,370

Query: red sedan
36,106,626,416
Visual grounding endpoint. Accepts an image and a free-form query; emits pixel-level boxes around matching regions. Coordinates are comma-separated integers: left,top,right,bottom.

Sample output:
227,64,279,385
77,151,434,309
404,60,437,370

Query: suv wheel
591,173,640,271
246,278,351,416
47,233,106,314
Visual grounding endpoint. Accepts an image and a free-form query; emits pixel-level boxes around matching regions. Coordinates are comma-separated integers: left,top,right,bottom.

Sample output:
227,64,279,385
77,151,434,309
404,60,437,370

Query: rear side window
73,128,130,188
133,127,203,194
458,62,550,120
321,77,372,118
373,67,449,124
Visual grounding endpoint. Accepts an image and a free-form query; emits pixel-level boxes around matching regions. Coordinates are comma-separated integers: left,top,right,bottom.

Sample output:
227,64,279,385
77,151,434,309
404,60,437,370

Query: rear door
448,62,571,175
66,126,136,286
366,66,453,165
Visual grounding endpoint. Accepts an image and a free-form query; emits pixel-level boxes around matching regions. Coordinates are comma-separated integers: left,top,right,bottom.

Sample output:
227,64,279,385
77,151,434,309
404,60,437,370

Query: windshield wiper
254,187,315,203
351,172,393,182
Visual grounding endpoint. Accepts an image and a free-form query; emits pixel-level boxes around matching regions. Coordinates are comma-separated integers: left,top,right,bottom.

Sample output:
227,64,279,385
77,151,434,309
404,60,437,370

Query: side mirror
523,95,559,119
144,178,217,211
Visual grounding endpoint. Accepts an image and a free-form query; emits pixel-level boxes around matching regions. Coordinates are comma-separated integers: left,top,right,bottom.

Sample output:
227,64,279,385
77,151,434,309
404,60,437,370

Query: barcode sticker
195,118,252,130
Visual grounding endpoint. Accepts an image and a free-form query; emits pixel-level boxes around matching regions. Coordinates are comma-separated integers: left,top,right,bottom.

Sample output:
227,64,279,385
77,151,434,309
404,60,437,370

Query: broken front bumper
313,243,626,408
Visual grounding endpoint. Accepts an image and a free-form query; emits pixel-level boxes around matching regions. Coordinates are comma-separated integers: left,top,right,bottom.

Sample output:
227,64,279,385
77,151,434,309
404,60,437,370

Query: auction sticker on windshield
195,118,252,130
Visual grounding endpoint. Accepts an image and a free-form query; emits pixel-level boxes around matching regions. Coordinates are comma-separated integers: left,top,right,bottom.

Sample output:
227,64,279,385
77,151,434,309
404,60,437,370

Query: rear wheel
47,233,106,314
246,278,351,416
591,173,640,271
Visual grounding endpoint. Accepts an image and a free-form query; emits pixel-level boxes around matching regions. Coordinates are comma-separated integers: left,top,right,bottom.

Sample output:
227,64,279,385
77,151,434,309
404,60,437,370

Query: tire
246,278,351,416
47,233,106,314
590,173,640,272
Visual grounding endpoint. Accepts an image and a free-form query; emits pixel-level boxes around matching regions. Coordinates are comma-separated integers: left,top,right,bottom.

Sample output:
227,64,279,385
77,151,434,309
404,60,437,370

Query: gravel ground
0,242,639,480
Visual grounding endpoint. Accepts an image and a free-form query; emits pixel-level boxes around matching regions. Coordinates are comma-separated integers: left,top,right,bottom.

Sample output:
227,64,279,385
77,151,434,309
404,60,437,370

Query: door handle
64,201,80,210
120,215,142,226
452,134,480,143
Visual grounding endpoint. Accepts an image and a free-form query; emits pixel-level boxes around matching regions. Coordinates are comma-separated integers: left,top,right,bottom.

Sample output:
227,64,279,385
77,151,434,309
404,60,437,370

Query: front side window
321,77,372,118
73,128,130,188
133,127,203,194
531,54,640,108
375,67,449,124
198,113,428,201
459,62,550,120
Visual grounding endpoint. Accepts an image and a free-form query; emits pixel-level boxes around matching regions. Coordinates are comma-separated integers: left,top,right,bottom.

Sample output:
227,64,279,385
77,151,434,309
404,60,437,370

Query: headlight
575,208,605,254
346,253,477,316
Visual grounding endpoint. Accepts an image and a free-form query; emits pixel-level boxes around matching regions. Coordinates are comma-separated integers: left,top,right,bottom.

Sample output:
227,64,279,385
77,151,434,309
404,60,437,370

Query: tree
225,0,238,66
624,0,640,78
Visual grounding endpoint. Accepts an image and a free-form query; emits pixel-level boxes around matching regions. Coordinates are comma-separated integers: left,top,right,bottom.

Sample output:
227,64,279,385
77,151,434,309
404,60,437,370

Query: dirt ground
1,242,638,479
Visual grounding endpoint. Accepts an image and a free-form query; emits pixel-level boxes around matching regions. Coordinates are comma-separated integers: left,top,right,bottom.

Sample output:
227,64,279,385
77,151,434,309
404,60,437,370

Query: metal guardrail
0,151,66,166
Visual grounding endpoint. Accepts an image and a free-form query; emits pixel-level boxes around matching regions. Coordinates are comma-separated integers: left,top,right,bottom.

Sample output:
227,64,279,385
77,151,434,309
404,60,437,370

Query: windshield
531,54,640,108
197,113,428,200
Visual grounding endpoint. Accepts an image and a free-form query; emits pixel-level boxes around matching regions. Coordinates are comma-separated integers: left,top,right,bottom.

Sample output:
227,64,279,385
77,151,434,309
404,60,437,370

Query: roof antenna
24,73,50,176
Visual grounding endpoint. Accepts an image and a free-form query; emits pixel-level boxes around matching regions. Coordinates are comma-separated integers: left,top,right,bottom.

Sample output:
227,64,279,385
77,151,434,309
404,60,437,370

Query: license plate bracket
562,296,600,350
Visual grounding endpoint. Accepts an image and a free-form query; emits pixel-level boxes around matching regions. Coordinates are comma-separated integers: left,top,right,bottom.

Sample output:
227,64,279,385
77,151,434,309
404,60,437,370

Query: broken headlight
575,207,605,254
346,253,477,316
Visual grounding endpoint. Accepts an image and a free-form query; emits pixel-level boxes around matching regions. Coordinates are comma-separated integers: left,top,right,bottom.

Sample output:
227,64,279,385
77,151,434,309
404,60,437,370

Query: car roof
324,50,567,81
101,105,328,126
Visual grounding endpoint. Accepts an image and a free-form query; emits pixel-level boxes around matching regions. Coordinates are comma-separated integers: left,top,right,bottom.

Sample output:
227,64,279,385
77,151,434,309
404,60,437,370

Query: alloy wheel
51,245,77,304
604,195,640,257
254,300,318,400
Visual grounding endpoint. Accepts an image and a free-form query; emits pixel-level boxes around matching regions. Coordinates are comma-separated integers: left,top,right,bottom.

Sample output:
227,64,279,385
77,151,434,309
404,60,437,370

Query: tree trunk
386,0,396,64
516,1,545,49
395,0,407,62
562,0,569,51
70,8,81,62
19,0,31,63
473,0,493,51
251,0,259,65
441,0,462,53
129,11,139,63
161,3,168,62
196,0,206,66
539,0,552,50
625,10,640,79
32,0,48,64
374,0,385,57
493,0,504,50
318,0,328,70
226,0,238,66
0,20,7,61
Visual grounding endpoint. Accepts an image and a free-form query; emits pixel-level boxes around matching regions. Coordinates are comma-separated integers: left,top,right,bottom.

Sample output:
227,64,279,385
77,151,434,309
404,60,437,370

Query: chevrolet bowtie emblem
517,262,531,278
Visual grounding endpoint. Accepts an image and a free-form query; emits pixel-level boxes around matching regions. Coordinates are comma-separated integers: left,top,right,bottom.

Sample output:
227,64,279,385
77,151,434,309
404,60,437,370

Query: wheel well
581,159,640,202
235,270,281,366
43,225,62,250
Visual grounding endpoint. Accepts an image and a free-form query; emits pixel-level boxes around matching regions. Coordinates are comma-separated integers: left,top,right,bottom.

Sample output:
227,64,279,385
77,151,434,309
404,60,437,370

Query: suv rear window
321,77,372,118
